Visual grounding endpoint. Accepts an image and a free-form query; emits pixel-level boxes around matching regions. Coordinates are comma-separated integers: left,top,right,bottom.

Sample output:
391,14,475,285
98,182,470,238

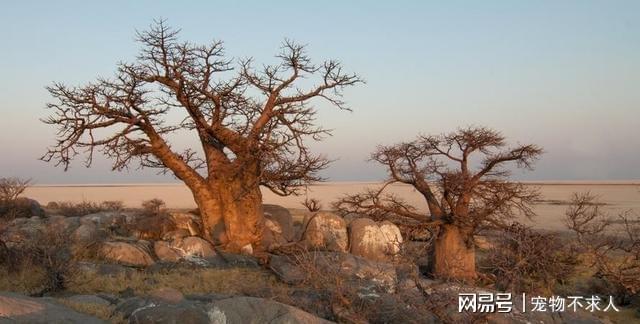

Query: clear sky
0,1,639,184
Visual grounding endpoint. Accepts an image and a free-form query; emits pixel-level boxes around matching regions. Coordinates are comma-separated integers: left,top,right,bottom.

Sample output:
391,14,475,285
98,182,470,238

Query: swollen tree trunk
433,224,477,281
189,177,264,253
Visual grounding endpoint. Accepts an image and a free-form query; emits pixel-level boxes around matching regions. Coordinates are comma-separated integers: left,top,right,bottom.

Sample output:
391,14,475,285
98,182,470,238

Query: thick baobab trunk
190,178,264,253
433,224,477,281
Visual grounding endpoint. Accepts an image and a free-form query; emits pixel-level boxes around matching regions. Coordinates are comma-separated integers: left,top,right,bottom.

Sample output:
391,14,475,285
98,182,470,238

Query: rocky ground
0,200,631,323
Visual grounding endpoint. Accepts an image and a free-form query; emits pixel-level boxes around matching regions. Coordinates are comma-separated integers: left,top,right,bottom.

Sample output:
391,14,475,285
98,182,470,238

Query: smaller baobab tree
334,126,542,281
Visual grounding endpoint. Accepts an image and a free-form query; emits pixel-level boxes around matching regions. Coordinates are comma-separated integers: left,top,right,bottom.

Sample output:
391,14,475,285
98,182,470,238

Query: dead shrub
481,223,578,294
0,228,87,296
565,192,640,305
100,200,125,211
123,199,174,240
302,198,322,212
0,178,35,220
0,177,31,201
141,198,166,216
49,200,124,217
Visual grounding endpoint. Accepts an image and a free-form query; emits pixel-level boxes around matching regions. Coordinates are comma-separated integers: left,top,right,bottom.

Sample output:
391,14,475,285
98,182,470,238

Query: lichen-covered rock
263,204,295,241
261,218,289,251
154,241,182,262
148,287,184,304
170,236,216,258
47,215,80,235
349,218,403,261
72,223,101,243
207,296,334,324
100,241,155,267
301,212,348,252
0,292,105,323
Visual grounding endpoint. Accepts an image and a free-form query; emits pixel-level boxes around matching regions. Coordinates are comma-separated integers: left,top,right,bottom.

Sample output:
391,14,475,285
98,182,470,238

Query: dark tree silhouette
334,126,542,280
42,20,362,252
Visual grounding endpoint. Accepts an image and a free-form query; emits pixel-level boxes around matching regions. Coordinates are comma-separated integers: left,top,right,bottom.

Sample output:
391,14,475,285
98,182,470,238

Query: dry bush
0,177,35,220
100,200,124,211
48,200,124,217
565,192,640,305
124,198,176,240
141,198,166,216
53,201,103,217
67,266,282,296
0,228,87,296
481,223,578,294
0,177,31,201
302,197,322,212
272,247,437,323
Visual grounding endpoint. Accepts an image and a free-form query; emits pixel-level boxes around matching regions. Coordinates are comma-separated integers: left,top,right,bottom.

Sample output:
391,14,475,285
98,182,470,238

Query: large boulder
46,215,80,235
148,287,185,304
71,222,101,244
0,291,105,323
168,212,202,236
261,218,289,251
170,236,216,258
151,237,218,264
300,212,348,252
208,296,333,324
263,204,295,241
154,241,182,263
80,211,127,236
349,218,403,261
0,217,46,247
115,296,332,324
100,241,155,267
128,303,210,324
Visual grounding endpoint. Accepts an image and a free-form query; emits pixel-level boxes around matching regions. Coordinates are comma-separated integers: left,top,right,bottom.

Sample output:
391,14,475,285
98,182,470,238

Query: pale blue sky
0,1,639,184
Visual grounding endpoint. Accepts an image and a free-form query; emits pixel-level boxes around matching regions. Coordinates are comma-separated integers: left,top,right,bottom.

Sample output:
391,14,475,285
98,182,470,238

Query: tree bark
189,178,264,253
433,224,477,281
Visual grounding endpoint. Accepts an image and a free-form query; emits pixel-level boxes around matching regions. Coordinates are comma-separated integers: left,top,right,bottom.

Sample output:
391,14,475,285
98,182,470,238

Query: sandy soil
24,181,640,232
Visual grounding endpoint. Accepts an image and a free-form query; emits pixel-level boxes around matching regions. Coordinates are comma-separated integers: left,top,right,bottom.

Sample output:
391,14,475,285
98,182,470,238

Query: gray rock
269,255,306,285
148,287,184,304
300,212,348,252
46,215,80,235
72,223,101,243
349,218,403,262
170,236,216,259
154,241,182,263
128,303,210,324
263,204,295,241
207,296,334,324
261,218,289,251
0,291,105,323
100,241,155,267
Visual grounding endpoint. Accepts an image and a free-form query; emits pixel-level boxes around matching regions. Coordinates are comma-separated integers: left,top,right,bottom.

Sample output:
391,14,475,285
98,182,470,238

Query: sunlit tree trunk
433,224,477,281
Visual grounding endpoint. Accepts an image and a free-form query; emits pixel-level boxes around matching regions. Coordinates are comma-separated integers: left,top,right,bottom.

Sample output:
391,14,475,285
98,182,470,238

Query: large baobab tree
334,127,542,280
42,20,362,252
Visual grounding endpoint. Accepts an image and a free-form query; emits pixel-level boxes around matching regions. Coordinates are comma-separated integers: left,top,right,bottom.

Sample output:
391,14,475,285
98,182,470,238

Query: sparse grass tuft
66,267,284,296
